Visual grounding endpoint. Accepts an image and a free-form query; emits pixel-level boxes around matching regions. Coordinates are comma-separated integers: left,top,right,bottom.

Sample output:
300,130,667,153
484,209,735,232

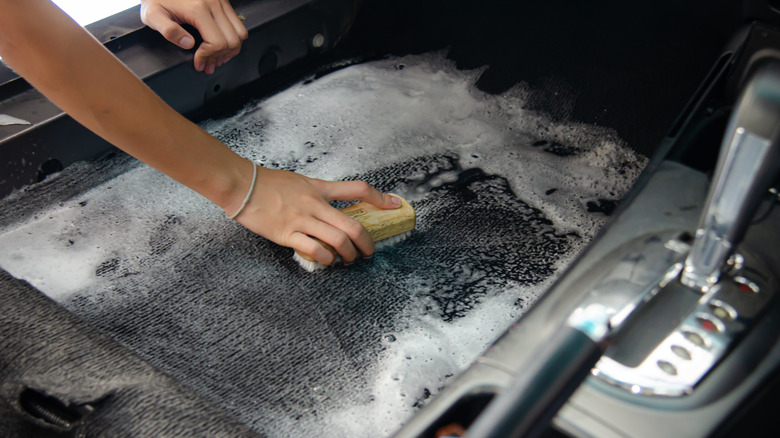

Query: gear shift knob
682,62,780,292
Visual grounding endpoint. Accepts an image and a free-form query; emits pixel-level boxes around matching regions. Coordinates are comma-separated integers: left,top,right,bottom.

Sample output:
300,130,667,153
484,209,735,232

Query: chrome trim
681,129,772,292
568,261,683,344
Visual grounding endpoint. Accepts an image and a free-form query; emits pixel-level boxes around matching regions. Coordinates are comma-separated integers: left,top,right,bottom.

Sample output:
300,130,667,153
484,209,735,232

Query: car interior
1,0,779,436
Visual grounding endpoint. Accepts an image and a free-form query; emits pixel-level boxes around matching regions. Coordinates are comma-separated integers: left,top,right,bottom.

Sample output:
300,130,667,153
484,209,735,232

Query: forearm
0,0,246,210
0,0,403,266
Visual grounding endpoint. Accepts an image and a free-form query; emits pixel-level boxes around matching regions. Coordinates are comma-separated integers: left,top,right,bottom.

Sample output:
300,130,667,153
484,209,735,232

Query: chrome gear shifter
681,62,780,292
586,63,780,399
461,63,780,438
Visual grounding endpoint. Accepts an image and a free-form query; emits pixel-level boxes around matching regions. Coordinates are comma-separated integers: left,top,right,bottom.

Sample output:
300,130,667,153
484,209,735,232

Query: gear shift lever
464,63,780,438
681,62,780,292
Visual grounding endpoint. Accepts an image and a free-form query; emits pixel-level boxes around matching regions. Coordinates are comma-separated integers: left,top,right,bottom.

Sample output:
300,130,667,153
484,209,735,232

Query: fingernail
194,60,205,71
178,36,195,49
390,195,402,207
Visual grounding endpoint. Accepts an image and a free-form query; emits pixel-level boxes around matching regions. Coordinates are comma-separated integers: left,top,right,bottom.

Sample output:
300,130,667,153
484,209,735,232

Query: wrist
225,161,258,219
212,157,257,217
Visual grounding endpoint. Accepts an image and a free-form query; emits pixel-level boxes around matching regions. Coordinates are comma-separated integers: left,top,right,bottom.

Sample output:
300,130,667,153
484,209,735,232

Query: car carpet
1,54,647,437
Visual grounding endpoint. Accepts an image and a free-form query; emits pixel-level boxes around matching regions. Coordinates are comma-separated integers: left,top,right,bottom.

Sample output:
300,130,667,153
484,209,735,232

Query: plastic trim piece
0,0,360,198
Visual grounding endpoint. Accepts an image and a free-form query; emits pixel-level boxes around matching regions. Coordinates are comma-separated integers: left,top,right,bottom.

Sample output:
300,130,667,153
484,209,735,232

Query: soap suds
0,52,646,437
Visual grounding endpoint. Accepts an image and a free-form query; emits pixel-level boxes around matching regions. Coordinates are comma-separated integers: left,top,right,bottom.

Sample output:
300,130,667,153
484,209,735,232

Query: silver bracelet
227,161,258,220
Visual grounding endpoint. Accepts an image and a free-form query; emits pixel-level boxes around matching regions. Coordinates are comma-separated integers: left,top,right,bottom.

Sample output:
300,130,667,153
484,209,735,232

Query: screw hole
37,158,64,182
258,48,279,77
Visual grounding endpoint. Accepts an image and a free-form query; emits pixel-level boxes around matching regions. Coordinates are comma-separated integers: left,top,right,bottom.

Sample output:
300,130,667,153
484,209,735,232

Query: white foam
322,279,546,436
0,164,222,298
206,52,644,241
0,52,646,437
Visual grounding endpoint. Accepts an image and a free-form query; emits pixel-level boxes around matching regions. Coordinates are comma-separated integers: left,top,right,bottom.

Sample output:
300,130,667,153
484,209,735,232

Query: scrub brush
293,195,416,272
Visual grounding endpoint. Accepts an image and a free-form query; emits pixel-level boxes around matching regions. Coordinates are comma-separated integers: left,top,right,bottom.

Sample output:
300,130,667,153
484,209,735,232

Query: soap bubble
0,52,645,437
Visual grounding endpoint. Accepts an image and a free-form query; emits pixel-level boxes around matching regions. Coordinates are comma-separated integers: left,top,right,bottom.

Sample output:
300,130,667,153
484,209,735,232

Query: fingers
191,0,248,74
315,204,375,260
294,179,401,261
140,0,248,74
140,3,195,49
279,203,371,265
289,233,338,266
228,166,397,267
321,180,403,209
222,0,249,42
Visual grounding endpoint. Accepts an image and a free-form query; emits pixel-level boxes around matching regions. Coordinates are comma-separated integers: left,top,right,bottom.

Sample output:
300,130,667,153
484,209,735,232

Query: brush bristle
292,252,328,272
374,230,412,250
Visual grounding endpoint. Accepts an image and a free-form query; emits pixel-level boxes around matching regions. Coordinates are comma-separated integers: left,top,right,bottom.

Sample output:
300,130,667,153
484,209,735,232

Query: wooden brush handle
295,195,416,262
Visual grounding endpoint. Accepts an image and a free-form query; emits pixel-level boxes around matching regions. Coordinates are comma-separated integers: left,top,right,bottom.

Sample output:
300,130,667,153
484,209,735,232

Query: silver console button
671,345,692,360
657,360,678,376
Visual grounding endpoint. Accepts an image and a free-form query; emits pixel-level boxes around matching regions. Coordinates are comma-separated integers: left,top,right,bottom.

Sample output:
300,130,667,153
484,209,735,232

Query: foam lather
293,195,416,271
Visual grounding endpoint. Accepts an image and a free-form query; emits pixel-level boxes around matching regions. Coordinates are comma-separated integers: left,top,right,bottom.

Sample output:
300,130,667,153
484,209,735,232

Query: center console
394,11,780,438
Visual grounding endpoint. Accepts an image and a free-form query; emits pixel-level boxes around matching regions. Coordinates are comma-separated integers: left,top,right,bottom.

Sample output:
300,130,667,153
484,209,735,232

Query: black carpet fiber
0,0,744,436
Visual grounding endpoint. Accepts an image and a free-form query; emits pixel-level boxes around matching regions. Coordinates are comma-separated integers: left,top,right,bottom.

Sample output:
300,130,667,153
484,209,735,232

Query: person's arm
0,0,399,265
140,0,248,74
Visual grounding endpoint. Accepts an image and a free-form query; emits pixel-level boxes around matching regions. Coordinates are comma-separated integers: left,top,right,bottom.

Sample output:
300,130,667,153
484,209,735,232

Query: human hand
140,0,248,74
226,164,402,266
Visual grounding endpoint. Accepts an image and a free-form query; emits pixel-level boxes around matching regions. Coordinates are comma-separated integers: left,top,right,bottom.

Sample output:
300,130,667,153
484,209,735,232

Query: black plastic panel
0,0,359,197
